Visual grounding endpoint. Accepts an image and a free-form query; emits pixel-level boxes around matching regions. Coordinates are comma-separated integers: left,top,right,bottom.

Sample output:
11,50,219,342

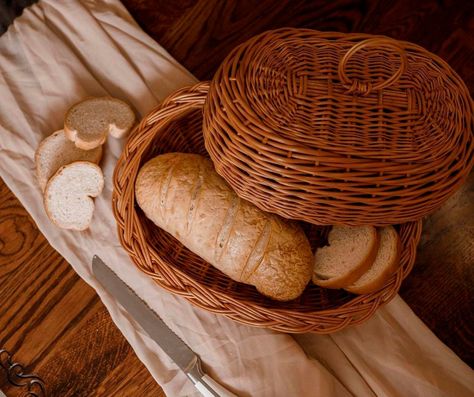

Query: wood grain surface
0,0,473,396
0,182,165,397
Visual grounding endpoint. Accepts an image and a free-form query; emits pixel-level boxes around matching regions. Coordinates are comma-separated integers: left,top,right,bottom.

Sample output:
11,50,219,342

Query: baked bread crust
135,153,313,301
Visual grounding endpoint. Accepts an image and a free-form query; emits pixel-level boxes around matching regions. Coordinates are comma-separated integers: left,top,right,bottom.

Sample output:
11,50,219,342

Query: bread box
113,83,422,333
113,29,471,333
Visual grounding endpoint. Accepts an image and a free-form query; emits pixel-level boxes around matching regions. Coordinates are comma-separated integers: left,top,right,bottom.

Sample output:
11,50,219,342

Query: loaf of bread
135,153,313,301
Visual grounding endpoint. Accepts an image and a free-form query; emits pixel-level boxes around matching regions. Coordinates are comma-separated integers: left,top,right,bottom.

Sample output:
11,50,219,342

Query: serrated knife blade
92,255,237,397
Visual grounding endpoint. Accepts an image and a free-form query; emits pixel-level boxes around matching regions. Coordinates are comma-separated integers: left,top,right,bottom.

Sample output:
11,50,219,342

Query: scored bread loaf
312,225,379,289
135,153,313,301
44,161,104,230
64,97,135,150
35,129,102,191
345,226,401,294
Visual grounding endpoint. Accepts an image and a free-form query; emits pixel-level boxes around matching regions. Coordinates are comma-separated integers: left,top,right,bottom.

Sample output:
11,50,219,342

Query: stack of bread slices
312,225,401,294
35,97,135,230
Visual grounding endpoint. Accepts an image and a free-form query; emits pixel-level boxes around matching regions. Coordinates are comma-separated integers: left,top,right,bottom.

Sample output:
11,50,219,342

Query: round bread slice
44,161,104,231
345,226,401,295
64,97,135,150
35,129,103,191
312,225,379,289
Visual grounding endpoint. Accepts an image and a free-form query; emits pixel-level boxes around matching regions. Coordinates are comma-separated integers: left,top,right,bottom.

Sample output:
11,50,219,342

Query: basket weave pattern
203,29,474,226
113,83,423,333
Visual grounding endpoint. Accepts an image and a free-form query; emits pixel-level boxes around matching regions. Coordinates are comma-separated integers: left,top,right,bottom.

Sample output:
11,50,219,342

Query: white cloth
0,1,472,396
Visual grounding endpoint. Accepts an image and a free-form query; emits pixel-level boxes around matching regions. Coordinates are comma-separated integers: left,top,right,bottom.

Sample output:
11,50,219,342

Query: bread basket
113,82,423,333
203,29,474,226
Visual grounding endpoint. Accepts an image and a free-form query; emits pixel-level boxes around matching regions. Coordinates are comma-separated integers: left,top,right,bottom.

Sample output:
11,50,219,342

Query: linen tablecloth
0,1,472,396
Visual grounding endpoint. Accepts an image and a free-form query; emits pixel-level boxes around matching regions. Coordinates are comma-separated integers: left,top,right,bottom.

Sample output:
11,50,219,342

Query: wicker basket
203,29,474,226
113,83,423,333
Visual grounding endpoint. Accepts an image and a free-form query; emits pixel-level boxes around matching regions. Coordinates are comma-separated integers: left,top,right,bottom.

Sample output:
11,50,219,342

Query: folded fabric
0,1,472,396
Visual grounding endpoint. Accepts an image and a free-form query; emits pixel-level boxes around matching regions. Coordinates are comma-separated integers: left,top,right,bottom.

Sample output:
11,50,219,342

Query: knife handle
195,375,238,397
187,357,237,397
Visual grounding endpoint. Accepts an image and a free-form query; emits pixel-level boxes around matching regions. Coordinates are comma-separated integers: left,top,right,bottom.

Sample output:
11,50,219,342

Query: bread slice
64,97,135,150
35,129,102,191
312,225,379,289
44,161,104,230
345,226,401,294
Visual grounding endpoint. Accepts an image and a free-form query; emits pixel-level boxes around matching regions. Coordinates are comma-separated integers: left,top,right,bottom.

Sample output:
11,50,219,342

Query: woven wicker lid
203,28,474,225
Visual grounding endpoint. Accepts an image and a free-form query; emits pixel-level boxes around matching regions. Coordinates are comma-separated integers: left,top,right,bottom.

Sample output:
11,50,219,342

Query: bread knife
92,255,237,397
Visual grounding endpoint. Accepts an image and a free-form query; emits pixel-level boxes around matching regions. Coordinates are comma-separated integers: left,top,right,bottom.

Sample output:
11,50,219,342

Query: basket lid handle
338,38,408,96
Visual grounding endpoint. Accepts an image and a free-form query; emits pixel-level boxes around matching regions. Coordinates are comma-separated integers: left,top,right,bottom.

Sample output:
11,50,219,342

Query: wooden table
0,0,472,395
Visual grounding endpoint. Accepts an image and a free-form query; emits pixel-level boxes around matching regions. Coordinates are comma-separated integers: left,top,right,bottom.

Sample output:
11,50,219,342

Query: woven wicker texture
113,83,423,333
203,29,474,225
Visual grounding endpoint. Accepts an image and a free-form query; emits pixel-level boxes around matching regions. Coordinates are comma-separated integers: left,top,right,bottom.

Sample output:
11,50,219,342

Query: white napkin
0,1,472,396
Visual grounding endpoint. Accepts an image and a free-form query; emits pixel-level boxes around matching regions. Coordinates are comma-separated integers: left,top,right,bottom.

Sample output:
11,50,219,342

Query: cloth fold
0,1,472,396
